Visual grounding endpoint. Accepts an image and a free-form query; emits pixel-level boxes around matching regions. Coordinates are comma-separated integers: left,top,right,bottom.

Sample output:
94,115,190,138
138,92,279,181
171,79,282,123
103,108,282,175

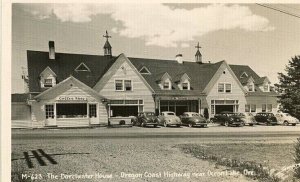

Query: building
12,32,279,128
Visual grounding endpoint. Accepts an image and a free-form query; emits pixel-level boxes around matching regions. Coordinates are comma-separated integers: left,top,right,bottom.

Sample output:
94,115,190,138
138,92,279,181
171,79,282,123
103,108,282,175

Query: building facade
12,34,279,128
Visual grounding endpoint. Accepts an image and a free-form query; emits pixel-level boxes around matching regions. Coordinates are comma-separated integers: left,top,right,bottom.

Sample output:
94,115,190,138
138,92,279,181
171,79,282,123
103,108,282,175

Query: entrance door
176,106,188,116
45,104,56,126
215,105,234,114
89,104,98,124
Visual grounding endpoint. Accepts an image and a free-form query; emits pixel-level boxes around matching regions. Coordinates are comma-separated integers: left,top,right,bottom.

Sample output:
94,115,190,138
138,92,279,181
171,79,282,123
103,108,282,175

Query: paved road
11,125,300,182
12,124,300,139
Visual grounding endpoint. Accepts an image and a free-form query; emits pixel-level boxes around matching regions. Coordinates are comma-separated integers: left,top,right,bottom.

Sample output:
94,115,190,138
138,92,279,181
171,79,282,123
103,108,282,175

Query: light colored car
275,113,299,126
238,113,256,126
180,112,207,127
156,111,182,127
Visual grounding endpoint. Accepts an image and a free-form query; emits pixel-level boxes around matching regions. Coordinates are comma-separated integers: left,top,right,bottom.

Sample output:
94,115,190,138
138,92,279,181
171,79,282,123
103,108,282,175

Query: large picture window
56,103,87,118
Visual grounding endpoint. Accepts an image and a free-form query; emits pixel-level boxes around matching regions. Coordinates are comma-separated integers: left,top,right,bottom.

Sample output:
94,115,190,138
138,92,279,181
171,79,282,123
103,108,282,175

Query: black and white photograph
5,2,300,182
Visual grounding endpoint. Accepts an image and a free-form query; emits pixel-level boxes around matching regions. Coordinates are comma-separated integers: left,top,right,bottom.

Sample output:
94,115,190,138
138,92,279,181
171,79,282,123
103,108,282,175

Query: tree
275,55,300,119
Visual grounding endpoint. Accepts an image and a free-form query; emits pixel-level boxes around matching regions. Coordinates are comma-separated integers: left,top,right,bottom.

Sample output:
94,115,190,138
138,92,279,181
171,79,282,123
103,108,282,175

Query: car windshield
145,112,154,116
166,113,175,115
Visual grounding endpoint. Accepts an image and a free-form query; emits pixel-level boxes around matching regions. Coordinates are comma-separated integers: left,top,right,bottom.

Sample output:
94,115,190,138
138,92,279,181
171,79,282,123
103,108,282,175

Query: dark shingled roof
27,51,277,96
12,93,30,102
129,58,223,94
27,51,117,92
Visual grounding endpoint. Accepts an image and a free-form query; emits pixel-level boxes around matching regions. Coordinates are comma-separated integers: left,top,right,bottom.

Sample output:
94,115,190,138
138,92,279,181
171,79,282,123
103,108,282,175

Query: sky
12,3,300,93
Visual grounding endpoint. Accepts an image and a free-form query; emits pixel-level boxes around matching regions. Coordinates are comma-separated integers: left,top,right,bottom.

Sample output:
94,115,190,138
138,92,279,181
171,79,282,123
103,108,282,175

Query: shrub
294,138,300,178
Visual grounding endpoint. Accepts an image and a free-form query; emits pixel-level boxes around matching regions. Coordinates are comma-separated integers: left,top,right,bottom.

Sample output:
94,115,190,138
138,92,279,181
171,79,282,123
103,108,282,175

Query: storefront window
56,103,87,118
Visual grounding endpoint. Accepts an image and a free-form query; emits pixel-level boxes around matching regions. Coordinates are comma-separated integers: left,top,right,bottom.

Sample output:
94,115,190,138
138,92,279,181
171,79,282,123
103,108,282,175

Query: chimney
49,41,55,60
176,54,183,64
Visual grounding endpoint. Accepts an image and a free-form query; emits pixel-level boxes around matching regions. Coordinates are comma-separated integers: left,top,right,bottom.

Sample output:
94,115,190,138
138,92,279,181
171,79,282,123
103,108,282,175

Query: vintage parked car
210,111,244,127
275,113,299,126
254,112,278,125
238,113,256,126
156,111,182,127
131,112,158,127
180,112,208,127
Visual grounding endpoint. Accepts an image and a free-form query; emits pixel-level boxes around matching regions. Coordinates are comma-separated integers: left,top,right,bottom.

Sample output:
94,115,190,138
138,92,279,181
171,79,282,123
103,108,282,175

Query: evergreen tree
275,55,300,119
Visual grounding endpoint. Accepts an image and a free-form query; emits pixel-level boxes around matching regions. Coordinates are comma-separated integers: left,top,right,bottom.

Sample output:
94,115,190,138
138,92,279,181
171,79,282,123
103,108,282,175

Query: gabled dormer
157,72,172,90
245,76,255,92
75,62,90,72
258,77,271,92
139,66,151,74
175,73,191,90
40,66,57,88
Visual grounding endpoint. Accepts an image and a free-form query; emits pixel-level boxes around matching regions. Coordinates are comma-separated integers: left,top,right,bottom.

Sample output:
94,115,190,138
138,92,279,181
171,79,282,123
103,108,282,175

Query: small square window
225,84,231,93
124,80,132,91
115,80,123,91
245,104,250,112
262,104,266,112
218,83,224,92
44,79,53,87
182,82,189,90
163,81,170,89
248,84,254,92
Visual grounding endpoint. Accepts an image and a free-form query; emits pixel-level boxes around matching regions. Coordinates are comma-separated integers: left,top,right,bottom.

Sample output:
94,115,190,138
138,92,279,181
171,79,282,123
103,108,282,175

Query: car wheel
249,124,254,126
176,124,181,127
164,121,168,127
119,120,126,125
225,121,229,127
188,123,193,128
142,122,146,127
283,121,289,126
292,123,296,126
153,125,158,128
240,122,245,127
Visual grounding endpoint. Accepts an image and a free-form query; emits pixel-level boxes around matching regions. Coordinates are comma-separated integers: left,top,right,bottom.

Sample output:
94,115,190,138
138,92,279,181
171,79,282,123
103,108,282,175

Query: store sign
57,96,87,101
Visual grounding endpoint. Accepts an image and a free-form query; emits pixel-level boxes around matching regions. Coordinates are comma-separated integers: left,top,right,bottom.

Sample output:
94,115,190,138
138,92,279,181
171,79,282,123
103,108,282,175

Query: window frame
182,82,189,90
218,83,232,93
163,80,171,90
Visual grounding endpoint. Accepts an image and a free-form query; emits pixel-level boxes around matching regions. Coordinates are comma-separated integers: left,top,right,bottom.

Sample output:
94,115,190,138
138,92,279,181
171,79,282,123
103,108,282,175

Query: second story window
115,80,132,91
124,80,132,91
248,84,254,92
44,79,53,87
218,83,231,93
163,81,170,90
115,80,123,91
263,84,270,92
182,82,189,90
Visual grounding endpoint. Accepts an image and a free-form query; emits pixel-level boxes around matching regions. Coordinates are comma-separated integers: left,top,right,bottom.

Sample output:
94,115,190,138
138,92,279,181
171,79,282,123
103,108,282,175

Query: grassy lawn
178,142,297,182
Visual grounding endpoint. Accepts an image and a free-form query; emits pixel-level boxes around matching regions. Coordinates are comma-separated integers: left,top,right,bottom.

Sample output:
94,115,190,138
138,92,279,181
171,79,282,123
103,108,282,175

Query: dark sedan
131,112,158,127
180,112,208,128
254,112,278,125
211,111,244,127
